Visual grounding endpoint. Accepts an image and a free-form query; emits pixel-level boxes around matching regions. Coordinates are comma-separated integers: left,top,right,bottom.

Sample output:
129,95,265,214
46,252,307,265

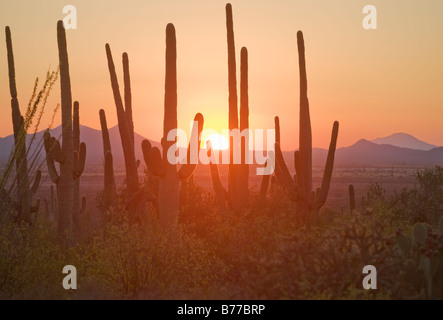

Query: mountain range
0,126,442,167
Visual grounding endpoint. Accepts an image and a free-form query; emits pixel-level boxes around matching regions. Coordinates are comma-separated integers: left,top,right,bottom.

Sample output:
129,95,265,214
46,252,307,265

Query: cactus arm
238,47,249,205
5,26,17,98
99,109,112,155
73,142,86,178
104,150,116,194
141,140,165,177
226,3,239,132
73,101,80,151
52,139,65,164
105,43,139,195
122,52,134,148
313,121,339,210
141,139,152,169
46,154,59,184
274,116,280,146
44,132,60,183
297,31,312,197
178,113,204,179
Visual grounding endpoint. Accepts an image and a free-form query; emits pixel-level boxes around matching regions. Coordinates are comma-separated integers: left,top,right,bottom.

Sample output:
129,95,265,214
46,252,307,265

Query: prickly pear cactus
395,220,443,299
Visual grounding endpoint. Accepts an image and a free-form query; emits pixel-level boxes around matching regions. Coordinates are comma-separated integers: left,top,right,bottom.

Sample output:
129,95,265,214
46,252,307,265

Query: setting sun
206,133,229,150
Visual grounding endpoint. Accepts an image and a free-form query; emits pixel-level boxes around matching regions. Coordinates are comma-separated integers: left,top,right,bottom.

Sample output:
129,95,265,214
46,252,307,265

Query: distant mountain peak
371,132,437,151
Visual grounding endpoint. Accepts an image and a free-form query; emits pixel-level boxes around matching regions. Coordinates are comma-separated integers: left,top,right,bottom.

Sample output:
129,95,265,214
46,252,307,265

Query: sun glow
205,133,229,150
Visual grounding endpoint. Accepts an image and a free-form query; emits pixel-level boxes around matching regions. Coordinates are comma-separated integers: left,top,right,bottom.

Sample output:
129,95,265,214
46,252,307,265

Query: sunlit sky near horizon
0,0,442,150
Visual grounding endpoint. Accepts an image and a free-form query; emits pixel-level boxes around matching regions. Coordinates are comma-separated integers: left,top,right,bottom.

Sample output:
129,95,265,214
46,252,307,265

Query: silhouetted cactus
274,31,339,220
225,3,241,211
105,43,139,214
207,4,250,213
73,101,87,232
99,109,116,209
5,26,41,222
142,24,204,226
238,46,250,207
44,21,86,244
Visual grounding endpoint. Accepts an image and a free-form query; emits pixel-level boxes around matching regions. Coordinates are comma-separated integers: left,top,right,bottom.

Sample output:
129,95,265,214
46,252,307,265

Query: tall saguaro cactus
207,4,250,213
44,21,86,244
274,31,339,220
238,47,249,206
142,24,204,227
226,3,241,211
206,4,252,214
105,44,139,209
5,26,41,222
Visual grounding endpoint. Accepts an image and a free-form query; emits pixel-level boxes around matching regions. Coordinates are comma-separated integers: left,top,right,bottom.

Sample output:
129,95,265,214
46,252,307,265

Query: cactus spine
5,26,41,222
274,31,339,220
105,44,139,214
142,24,204,227
99,109,116,208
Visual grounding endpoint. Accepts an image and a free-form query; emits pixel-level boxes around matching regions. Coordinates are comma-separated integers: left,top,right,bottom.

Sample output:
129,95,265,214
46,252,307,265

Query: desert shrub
2,166,442,300
80,216,227,299
386,166,443,225
0,216,67,299
221,210,401,299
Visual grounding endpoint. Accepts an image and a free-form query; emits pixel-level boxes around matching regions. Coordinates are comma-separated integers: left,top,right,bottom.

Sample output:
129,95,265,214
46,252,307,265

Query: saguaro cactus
226,3,241,211
238,46,250,206
142,24,204,227
43,21,83,244
5,26,41,222
274,31,339,220
105,44,139,207
207,4,250,213
99,109,116,208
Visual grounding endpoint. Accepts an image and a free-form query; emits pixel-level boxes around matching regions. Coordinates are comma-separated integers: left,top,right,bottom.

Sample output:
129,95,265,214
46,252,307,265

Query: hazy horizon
1,0,443,150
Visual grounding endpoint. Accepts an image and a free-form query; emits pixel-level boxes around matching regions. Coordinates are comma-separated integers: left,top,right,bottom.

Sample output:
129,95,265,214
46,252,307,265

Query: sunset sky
0,0,442,150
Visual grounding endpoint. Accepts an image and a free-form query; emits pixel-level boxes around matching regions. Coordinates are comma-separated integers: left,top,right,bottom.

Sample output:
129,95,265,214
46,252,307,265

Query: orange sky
1,0,442,150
